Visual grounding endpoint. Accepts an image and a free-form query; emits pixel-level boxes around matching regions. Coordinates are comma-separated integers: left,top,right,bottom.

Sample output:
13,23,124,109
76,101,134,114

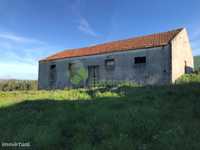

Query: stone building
38,28,194,89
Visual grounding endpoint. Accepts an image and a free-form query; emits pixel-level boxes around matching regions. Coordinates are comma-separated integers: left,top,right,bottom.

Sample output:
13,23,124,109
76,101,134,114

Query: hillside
0,74,200,149
194,56,200,70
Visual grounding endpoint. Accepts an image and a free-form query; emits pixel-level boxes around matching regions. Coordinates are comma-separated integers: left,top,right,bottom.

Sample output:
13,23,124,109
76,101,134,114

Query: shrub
0,80,37,91
175,72,200,84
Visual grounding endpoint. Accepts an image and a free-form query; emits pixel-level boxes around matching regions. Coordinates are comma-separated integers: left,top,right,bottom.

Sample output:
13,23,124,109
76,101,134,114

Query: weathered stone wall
38,45,171,89
171,28,194,82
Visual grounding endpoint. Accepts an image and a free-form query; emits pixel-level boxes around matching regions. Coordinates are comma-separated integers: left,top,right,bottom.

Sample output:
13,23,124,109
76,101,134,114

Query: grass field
0,75,200,149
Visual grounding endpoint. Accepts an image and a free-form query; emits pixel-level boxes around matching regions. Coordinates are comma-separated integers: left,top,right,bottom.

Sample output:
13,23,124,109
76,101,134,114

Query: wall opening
68,63,72,71
105,58,115,70
49,64,57,87
87,65,99,87
68,62,88,87
134,56,146,64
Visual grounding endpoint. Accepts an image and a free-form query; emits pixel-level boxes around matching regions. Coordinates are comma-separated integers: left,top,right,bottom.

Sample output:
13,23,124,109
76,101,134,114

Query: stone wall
171,28,194,82
38,45,171,89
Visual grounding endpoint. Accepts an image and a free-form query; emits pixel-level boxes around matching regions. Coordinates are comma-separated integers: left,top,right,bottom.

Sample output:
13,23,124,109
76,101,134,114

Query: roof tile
42,28,183,61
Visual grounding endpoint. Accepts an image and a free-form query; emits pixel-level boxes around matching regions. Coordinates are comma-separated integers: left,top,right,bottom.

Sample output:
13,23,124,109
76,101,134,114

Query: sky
0,0,200,80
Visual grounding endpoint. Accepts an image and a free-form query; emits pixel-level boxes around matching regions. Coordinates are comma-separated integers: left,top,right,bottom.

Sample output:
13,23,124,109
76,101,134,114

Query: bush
0,80,37,91
175,72,200,84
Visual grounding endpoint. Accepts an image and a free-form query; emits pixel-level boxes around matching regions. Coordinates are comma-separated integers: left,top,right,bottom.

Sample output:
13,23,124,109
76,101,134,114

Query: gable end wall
171,28,194,82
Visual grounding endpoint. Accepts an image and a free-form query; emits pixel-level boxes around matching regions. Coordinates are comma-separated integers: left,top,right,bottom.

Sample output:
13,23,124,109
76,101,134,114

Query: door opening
87,65,99,87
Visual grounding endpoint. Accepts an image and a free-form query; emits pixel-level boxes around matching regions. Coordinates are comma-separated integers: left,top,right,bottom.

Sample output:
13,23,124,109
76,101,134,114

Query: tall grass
0,73,200,149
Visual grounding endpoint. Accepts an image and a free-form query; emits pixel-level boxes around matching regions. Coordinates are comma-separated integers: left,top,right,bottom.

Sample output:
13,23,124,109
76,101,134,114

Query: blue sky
0,0,200,79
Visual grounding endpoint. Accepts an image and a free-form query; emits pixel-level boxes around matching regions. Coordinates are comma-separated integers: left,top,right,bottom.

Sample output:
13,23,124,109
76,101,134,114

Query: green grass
0,76,200,149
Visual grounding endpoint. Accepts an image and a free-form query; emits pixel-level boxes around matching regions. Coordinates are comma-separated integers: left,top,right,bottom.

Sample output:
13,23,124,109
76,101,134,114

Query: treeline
0,80,37,91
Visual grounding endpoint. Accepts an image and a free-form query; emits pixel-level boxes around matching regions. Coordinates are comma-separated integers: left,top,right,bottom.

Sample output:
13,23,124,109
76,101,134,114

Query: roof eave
41,44,169,62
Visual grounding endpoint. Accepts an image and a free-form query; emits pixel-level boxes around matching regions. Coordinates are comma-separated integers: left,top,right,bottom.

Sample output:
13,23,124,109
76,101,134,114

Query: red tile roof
41,28,183,62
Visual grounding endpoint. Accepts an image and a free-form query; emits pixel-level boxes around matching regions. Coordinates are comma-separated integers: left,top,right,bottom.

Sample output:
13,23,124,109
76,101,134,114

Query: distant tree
0,80,37,91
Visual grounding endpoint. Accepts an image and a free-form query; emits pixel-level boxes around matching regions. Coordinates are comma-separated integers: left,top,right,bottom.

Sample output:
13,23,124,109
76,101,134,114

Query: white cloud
77,17,98,37
0,32,54,80
70,0,98,37
0,32,45,44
